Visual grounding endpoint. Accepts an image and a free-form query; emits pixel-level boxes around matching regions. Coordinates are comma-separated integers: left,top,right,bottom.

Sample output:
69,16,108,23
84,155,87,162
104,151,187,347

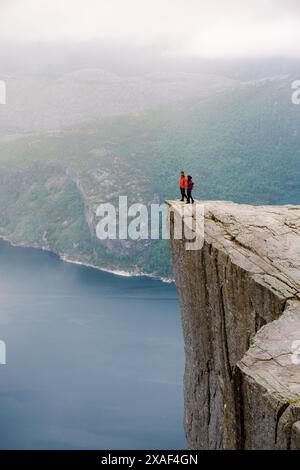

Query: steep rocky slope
168,200,300,449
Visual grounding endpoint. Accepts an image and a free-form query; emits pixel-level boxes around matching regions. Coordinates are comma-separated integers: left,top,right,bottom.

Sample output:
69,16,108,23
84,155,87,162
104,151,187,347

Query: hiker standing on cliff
186,175,195,204
179,171,187,202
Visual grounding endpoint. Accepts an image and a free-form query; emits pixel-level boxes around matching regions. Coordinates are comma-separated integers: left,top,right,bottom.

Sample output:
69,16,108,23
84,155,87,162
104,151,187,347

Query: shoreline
0,235,174,284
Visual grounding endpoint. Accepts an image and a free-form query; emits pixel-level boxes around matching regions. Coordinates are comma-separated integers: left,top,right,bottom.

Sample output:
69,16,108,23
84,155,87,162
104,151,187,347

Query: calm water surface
0,240,185,449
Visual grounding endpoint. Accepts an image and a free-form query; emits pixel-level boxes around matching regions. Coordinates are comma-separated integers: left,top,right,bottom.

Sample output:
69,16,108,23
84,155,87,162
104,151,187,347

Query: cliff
167,200,300,450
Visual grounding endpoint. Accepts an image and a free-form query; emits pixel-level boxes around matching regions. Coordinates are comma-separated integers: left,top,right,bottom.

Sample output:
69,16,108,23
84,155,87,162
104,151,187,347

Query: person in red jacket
186,175,195,204
179,171,187,202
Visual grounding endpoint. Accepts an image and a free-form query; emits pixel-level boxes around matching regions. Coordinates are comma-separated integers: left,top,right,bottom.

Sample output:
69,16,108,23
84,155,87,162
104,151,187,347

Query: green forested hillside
0,77,299,276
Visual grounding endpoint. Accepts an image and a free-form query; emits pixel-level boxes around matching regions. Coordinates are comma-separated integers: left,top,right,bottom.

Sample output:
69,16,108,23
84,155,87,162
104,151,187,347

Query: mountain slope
0,77,299,276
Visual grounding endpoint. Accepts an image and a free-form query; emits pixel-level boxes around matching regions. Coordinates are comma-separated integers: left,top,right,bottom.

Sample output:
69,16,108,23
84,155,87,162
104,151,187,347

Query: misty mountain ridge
0,75,299,277
0,68,294,136
0,69,239,134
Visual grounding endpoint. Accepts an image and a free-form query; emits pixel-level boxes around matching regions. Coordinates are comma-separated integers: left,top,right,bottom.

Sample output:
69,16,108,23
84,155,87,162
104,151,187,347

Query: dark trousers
187,190,194,203
180,188,187,201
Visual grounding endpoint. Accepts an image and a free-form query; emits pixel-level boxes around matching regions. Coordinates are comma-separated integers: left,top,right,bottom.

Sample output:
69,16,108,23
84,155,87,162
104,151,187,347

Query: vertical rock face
167,201,300,450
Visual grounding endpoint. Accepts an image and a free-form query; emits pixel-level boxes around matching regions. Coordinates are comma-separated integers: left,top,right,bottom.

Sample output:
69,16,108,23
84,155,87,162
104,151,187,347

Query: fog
1,0,300,132
1,0,300,60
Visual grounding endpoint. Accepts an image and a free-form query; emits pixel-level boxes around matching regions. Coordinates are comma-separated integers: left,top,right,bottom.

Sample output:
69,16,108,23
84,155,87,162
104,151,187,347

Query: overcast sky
1,0,300,59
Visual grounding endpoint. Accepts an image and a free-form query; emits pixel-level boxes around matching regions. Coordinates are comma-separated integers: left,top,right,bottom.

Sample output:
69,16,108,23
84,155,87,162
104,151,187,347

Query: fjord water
0,240,185,449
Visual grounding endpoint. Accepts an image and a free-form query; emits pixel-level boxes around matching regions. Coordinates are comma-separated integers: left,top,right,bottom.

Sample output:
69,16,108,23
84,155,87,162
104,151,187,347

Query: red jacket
179,176,187,189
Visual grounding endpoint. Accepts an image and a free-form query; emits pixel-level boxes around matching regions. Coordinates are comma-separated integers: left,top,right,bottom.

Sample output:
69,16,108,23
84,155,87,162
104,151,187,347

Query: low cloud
0,0,300,59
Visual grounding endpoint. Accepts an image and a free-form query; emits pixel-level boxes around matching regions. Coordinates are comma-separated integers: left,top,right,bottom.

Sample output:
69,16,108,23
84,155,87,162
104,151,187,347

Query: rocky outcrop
167,200,300,450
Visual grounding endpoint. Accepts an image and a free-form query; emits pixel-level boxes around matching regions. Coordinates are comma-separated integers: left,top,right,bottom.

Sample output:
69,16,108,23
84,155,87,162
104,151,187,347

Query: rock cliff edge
167,200,300,450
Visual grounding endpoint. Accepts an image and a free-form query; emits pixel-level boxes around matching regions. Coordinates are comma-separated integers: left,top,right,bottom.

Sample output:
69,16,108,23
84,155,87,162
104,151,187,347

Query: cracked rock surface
167,200,300,449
